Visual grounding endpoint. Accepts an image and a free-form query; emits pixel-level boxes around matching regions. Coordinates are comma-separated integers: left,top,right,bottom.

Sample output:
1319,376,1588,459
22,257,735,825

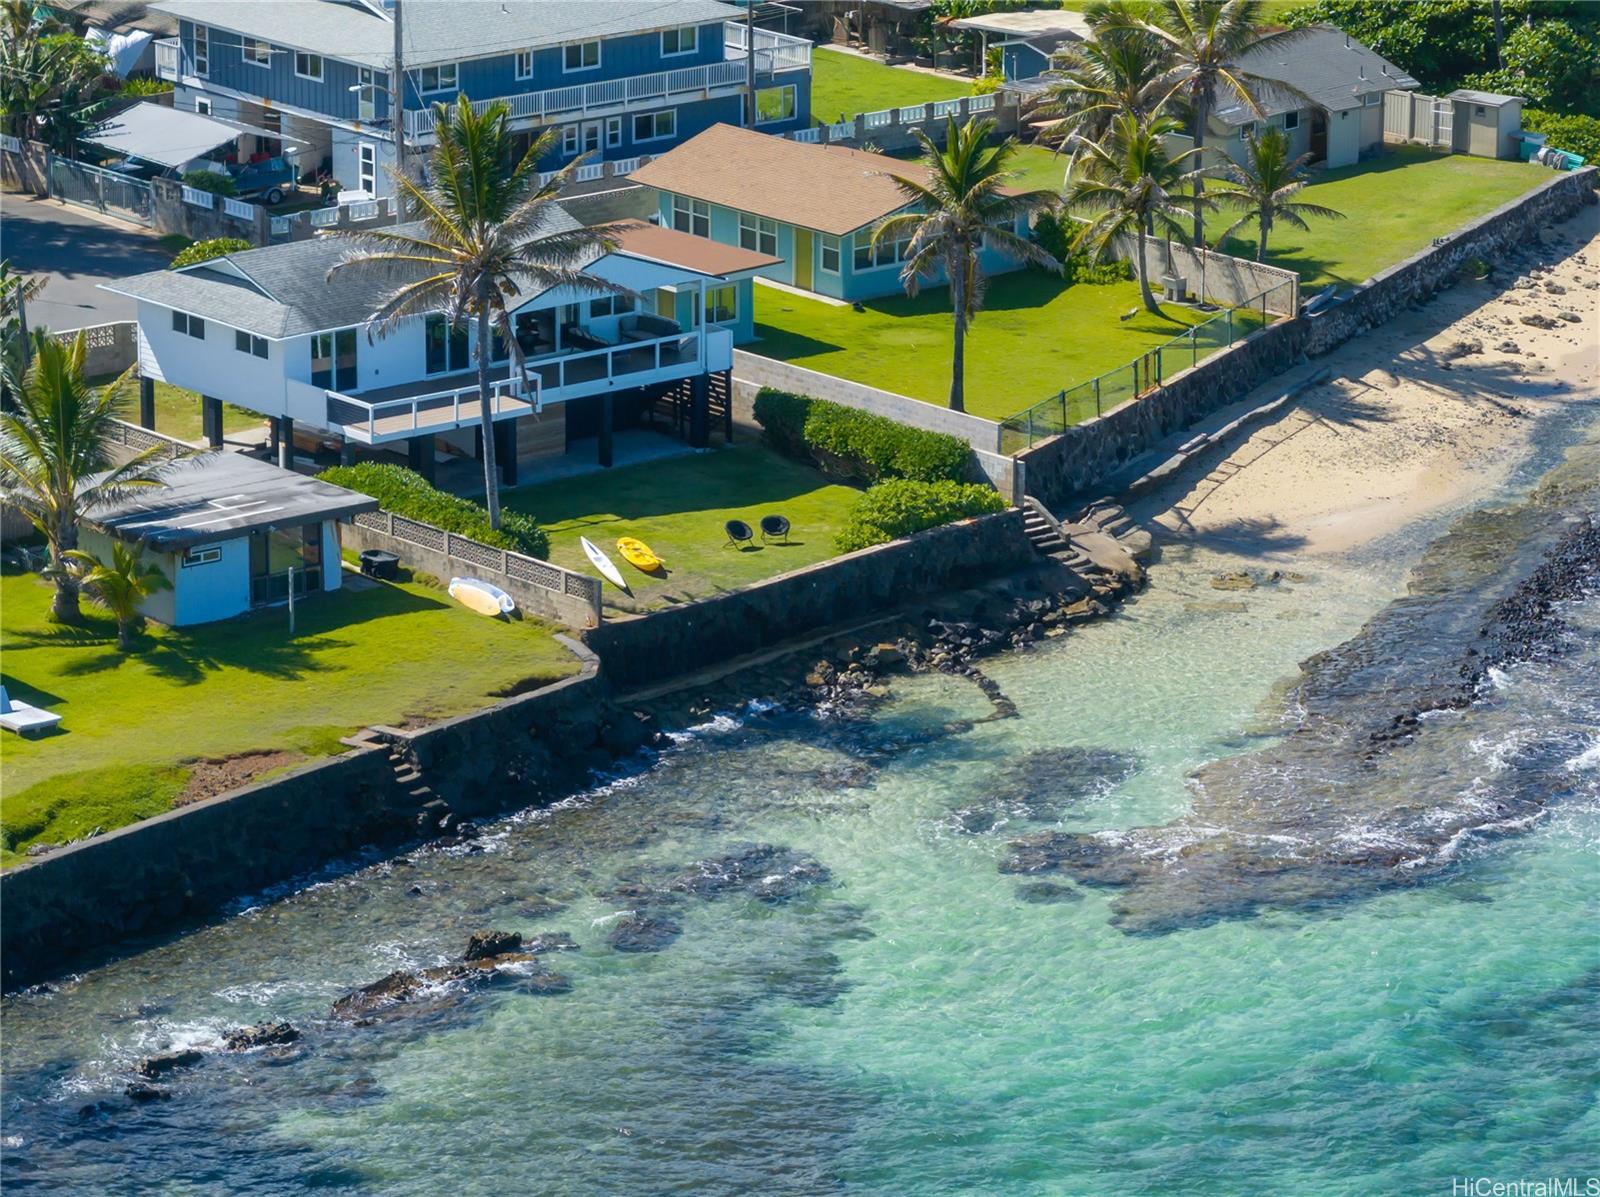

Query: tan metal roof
610,220,782,278
630,124,935,237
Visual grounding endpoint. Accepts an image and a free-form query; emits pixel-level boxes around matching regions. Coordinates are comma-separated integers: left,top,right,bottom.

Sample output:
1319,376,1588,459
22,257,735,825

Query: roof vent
1358,64,1365,79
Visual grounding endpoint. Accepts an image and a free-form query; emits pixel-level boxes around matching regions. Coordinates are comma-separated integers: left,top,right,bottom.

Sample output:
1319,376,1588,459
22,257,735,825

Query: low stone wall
0,643,614,991
1019,165,1596,507
584,508,1036,690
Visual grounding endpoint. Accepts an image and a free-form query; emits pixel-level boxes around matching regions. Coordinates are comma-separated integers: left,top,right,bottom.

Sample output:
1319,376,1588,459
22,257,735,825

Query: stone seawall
0,645,615,992
1019,166,1596,508
585,509,1037,691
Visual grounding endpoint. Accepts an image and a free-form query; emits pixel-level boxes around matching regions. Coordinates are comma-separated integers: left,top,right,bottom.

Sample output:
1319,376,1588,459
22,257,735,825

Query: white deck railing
724,22,812,74
181,185,214,208
326,375,535,444
153,37,181,81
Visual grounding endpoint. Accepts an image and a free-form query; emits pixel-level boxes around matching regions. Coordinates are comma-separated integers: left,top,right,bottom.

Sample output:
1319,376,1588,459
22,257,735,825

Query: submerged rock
124,1082,171,1103
667,844,831,904
224,1021,299,1051
1016,881,1083,904
462,930,523,961
523,931,579,954
608,912,682,953
136,1049,202,1079
954,747,1141,833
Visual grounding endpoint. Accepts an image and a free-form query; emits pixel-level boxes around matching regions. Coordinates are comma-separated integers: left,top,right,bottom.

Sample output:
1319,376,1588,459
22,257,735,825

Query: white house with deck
102,204,778,481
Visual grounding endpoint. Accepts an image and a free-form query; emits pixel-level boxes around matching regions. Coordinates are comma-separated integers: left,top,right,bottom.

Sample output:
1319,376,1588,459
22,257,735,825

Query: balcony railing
323,326,721,443
153,37,184,82
327,375,535,445
723,22,813,74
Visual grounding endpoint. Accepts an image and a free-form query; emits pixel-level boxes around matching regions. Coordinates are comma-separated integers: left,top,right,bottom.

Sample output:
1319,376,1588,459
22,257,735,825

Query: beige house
1176,25,1418,171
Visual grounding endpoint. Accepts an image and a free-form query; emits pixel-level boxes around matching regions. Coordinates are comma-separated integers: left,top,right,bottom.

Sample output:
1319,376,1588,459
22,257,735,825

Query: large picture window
420,63,457,93
563,40,600,72
311,329,357,391
755,85,797,124
739,213,777,257
854,228,909,270
424,314,469,375
632,109,676,142
703,284,737,325
672,194,709,237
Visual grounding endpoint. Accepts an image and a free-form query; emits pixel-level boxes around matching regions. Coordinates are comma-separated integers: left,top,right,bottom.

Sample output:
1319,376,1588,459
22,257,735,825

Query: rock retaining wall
0,644,614,992
585,509,1037,691
1019,165,1596,507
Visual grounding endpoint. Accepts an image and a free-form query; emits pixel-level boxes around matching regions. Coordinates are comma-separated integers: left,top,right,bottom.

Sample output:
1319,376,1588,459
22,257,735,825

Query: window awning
85,102,303,169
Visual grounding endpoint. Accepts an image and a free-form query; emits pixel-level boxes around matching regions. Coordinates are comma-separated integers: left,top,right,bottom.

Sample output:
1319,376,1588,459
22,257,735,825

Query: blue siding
1002,43,1051,83
181,19,389,122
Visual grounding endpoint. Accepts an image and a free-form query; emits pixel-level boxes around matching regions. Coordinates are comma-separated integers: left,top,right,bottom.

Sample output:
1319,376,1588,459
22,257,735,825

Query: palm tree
1065,112,1212,315
0,332,170,622
1208,127,1344,261
328,97,624,530
1111,0,1309,244
872,117,1063,413
0,0,115,152
65,540,171,650
1032,1,1172,178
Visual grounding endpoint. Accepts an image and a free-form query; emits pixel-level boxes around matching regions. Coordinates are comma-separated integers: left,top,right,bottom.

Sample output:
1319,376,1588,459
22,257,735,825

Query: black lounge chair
760,514,790,544
724,519,754,549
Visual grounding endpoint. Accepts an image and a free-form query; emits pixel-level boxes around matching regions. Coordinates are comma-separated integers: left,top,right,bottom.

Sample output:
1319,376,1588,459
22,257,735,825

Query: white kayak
449,576,516,616
580,536,630,592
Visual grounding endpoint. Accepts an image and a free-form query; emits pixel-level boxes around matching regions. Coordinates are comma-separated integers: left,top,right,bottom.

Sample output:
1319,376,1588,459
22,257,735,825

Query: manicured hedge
1520,110,1600,168
316,462,549,559
835,479,1006,553
752,388,972,484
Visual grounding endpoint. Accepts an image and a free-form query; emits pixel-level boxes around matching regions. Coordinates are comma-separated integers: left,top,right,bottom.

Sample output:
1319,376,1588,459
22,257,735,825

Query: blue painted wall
654,188,1029,303
1002,43,1051,82
180,19,389,122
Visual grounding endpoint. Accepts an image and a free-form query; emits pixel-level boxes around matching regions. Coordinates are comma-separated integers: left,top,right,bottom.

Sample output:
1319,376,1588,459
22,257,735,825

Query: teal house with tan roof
631,123,1033,305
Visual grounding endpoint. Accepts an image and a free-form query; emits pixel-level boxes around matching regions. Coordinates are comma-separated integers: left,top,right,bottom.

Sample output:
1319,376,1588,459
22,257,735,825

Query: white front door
357,142,376,195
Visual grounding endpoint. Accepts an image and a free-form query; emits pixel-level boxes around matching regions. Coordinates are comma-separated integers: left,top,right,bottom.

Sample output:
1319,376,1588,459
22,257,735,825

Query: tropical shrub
1520,110,1600,165
1033,212,1133,285
121,76,172,97
316,462,549,558
180,168,237,197
752,388,971,483
835,478,1005,553
170,237,251,269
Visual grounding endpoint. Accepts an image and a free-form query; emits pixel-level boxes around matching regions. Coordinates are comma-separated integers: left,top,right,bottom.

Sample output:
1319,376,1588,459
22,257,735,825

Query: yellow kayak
616,537,663,573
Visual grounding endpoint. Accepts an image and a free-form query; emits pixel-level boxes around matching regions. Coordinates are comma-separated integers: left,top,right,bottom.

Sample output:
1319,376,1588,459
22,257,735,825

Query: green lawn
810,46,973,124
1008,143,1070,194
751,271,1217,423
0,567,577,864
90,376,263,444
501,443,862,615
1214,147,1550,288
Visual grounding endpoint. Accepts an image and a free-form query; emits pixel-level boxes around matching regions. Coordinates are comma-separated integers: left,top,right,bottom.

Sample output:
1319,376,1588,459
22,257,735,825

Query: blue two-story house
151,0,812,200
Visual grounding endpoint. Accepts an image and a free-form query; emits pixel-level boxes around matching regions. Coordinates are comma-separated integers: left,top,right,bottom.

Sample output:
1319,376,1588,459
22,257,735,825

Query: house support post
201,395,223,448
495,419,517,486
138,376,155,429
277,416,294,470
598,393,614,467
688,373,709,449
721,369,733,444
339,439,354,465
407,434,435,484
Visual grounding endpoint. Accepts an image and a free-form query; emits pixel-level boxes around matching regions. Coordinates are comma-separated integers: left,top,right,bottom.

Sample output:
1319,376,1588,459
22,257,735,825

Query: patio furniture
359,549,400,580
0,686,62,738
760,515,791,544
724,519,755,549
618,313,681,343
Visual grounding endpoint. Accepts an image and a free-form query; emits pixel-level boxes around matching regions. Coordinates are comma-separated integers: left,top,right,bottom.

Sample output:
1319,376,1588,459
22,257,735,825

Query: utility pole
744,0,756,127
390,0,405,224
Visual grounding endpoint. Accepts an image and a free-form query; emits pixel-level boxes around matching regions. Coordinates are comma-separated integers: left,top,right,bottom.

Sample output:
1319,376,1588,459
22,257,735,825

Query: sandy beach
1138,203,1600,557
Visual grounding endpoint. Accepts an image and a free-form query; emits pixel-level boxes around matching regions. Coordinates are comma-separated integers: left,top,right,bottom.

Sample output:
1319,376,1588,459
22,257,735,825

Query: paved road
1,193,171,330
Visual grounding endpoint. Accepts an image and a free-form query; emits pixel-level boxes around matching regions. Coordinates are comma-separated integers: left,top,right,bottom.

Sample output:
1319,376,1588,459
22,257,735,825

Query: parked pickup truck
228,156,295,205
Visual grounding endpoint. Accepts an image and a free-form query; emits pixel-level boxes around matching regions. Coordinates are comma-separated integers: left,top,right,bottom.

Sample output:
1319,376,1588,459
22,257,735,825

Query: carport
84,101,302,174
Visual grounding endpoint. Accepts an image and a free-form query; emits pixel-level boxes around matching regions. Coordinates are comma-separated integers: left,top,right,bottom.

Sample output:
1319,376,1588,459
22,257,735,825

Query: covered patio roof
85,101,303,168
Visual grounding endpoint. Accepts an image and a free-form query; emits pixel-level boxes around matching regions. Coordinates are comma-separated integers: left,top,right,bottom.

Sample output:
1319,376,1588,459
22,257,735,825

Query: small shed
82,454,376,626
1446,90,1524,160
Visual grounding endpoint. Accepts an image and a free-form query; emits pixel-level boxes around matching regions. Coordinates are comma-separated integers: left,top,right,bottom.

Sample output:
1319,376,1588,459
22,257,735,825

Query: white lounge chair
0,686,62,738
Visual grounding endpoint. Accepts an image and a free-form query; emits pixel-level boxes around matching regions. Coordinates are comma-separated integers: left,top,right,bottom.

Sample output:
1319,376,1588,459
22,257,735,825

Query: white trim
514,49,533,80
1282,109,1300,131
755,83,797,125
631,107,676,143
242,37,271,68
420,62,458,94
294,50,324,82
191,23,209,76
606,115,622,148
562,40,601,73
194,96,212,115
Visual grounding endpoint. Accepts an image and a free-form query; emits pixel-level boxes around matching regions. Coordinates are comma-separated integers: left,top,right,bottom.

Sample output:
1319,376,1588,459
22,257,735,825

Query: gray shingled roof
102,205,584,338
88,452,377,551
1213,25,1417,125
151,0,742,69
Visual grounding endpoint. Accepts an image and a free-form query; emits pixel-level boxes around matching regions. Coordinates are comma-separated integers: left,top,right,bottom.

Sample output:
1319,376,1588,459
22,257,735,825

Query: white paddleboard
580,536,629,592
449,576,516,616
